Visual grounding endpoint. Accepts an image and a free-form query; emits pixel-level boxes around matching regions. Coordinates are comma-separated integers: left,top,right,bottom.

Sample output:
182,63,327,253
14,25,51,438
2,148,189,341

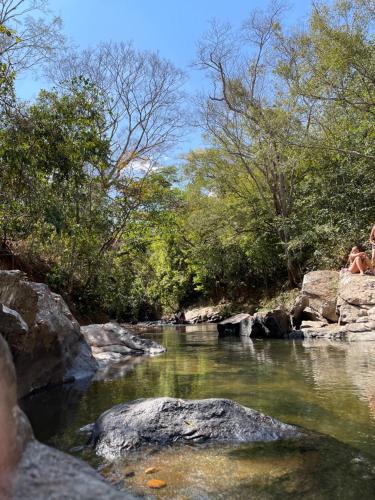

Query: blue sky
16,0,313,158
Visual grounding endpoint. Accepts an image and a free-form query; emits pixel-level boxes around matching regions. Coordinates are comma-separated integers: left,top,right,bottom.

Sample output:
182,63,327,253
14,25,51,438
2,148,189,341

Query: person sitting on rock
348,245,373,275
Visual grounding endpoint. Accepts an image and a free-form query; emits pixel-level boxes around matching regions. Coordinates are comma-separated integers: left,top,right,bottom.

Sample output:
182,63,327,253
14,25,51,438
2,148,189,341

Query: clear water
21,325,375,498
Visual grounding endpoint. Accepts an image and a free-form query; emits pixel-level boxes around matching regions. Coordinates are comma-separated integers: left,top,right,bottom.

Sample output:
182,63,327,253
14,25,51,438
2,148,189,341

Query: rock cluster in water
0,270,97,397
217,310,292,338
0,270,166,397
0,333,133,499
89,397,302,460
218,270,375,341
82,322,166,369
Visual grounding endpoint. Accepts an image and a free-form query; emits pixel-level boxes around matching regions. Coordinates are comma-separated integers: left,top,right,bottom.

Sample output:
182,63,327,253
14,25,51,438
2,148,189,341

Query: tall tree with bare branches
196,3,304,285
50,42,186,188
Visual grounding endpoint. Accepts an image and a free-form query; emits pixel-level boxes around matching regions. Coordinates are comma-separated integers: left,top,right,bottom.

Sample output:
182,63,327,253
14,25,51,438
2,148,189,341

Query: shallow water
21,325,375,498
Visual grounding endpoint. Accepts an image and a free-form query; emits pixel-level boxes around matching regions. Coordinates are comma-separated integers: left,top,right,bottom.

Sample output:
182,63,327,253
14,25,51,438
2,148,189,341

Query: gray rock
82,322,166,364
65,339,99,381
218,310,292,338
0,271,97,397
90,397,303,460
301,270,339,322
13,440,133,500
0,304,29,340
0,334,21,499
300,322,375,341
302,306,326,322
217,313,252,337
0,331,129,500
251,309,292,338
291,294,309,328
337,272,375,324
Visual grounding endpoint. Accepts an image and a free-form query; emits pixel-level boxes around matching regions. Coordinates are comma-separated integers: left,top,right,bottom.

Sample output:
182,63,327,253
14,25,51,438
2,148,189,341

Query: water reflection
22,325,375,461
302,340,375,420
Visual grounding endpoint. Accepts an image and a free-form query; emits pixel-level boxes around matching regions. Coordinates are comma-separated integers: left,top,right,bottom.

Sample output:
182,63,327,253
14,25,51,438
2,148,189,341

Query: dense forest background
0,0,374,321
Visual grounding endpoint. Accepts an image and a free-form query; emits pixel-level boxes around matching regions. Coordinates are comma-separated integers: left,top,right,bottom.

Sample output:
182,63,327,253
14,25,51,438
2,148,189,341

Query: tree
0,0,64,74
0,79,111,290
49,42,186,187
276,0,375,161
195,4,304,285
0,23,16,109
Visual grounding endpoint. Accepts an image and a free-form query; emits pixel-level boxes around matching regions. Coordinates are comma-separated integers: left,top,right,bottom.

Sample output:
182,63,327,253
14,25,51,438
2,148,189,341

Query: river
21,325,375,498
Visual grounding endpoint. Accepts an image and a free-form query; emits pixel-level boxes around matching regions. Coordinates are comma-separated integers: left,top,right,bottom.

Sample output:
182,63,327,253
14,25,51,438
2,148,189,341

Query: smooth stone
89,397,303,460
146,479,167,489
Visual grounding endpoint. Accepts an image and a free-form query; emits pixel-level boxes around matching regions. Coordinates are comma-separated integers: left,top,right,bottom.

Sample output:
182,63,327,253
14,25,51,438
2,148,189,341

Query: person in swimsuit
369,225,375,267
348,245,373,275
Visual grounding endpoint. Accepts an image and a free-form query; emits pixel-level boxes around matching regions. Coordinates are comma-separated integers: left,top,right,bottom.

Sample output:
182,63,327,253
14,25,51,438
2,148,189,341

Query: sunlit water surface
21,325,375,499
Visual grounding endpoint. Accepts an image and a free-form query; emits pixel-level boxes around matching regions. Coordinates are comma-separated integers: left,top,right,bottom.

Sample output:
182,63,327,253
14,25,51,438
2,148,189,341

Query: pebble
147,479,167,489
145,467,157,474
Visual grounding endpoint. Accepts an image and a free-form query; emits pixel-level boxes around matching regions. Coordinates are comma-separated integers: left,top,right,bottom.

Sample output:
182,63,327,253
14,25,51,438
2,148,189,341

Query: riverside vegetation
1,2,375,499
0,0,374,321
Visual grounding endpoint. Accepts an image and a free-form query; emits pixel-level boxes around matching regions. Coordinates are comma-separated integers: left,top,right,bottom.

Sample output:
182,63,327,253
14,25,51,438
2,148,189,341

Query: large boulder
217,313,252,337
301,270,339,322
89,397,303,460
184,305,225,324
218,310,292,338
0,335,22,498
13,441,133,500
337,272,375,324
81,322,166,369
0,271,97,397
0,333,131,499
251,309,292,338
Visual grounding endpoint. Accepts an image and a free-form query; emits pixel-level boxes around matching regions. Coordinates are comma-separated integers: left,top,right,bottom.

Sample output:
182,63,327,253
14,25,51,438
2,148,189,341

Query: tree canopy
0,0,374,320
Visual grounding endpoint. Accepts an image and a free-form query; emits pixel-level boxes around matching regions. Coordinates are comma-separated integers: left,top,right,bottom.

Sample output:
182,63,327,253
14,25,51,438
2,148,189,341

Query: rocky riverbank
0,334,134,499
217,270,375,341
0,270,166,397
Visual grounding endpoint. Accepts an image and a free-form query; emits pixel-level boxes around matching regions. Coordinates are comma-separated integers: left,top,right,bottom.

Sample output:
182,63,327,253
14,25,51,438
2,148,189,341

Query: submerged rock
89,397,302,460
81,322,166,370
146,479,167,489
0,271,97,397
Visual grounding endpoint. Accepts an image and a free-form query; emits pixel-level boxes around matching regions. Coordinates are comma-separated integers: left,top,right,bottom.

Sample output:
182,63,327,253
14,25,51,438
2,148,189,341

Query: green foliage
1,0,374,320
